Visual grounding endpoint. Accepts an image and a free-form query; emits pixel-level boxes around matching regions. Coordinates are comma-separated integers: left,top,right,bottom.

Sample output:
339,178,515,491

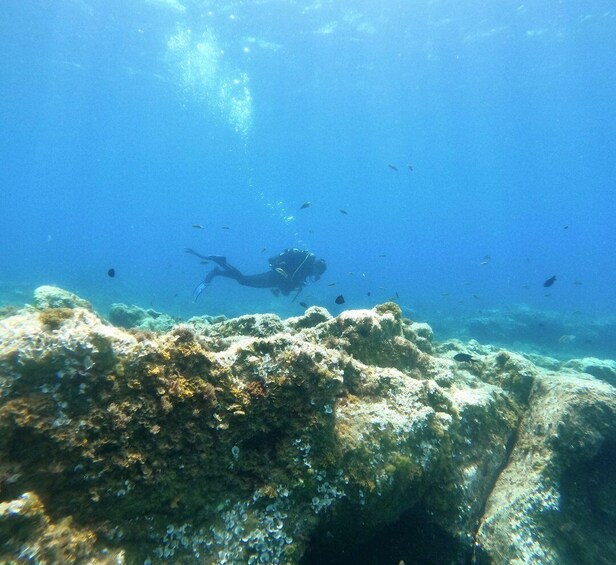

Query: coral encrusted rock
1,287,615,564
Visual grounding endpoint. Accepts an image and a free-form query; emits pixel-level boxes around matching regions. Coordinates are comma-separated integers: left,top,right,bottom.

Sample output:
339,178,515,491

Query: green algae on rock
0,287,615,564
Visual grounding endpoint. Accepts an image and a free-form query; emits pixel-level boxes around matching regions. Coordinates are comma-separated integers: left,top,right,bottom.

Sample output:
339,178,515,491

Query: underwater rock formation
33,285,92,311
108,303,179,333
0,286,614,564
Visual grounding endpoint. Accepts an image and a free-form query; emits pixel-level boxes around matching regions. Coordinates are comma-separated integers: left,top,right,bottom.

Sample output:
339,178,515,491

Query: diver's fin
192,280,209,302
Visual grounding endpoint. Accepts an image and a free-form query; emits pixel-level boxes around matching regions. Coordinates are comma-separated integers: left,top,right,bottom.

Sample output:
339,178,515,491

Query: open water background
1,0,615,358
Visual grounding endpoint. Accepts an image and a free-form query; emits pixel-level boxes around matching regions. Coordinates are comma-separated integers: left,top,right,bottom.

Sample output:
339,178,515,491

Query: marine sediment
0,286,615,564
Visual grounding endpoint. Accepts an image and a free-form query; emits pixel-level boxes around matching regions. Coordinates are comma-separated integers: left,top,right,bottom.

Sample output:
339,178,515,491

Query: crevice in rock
300,505,475,565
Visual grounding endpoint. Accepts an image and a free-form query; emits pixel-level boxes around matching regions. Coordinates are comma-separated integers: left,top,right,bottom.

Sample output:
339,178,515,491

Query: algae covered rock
1,288,615,564
286,305,332,330
0,492,123,564
307,304,430,372
33,285,92,310
475,372,616,564
207,312,287,338
563,357,616,387
108,302,178,332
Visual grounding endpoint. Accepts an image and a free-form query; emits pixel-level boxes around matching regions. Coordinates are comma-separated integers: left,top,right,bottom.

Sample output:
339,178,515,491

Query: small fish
299,301,308,308
388,164,399,172
339,209,348,215
192,224,204,229
300,201,311,209
395,291,399,299
200,260,210,265
261,247,267,252
573,281,583,285
559,334,576,343
407,164,413,171
563,225,569,229
473,294,479,300
274,267,288,278
367,291,371,296
480,255,491,265
378,254,387,258
453,353,475,363
327,283,336,287
335,294,345,305
543,275,557,287
222,226,230,230
107,268,115,278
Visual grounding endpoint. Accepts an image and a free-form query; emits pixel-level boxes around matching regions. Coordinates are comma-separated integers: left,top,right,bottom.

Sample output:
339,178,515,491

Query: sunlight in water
166,26,252,138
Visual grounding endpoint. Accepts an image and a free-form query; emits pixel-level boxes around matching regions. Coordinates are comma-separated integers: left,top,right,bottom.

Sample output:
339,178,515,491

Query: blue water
1,1,615,355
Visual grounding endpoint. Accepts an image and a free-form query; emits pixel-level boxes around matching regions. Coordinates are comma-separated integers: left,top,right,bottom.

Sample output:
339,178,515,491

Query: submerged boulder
108,302,178,332
33,285,92,310
0,288,614,564
475,372,616,563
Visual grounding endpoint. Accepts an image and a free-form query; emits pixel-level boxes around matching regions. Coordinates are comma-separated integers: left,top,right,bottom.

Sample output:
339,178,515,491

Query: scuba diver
185,248,326,301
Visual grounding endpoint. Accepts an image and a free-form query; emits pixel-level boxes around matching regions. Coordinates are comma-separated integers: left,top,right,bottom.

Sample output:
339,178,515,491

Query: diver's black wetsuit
185,248,326,300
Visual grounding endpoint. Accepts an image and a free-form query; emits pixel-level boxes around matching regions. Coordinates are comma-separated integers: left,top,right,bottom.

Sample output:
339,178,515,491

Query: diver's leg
204,258,246,279
184,249,232,267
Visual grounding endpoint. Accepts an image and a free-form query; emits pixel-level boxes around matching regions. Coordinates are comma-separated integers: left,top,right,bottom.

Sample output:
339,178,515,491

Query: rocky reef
0,286,615,564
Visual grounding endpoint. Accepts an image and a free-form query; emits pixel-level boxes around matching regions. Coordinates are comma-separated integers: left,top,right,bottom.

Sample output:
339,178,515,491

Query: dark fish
339,209,348,215
107,268,115,278
453,353,475,363
200,260,210,265
573,281,583,285
299,301,308,308
388,164,399,172
395,291,399,299
563,225,569,229
327,283,336,287
335,295,345,305
261,247,267,252
378,254,387,257
543,275,557,288
367,291,371,296
473,294,479,300
407,164,413,171
300,201,311,209
192,224,204,229
222,226,230,230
